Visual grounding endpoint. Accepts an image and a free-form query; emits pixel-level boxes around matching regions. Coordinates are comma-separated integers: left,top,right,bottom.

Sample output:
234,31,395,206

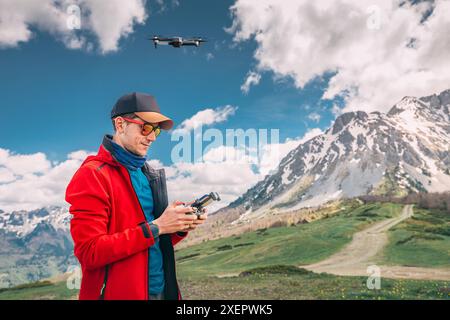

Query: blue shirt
128,168,165,295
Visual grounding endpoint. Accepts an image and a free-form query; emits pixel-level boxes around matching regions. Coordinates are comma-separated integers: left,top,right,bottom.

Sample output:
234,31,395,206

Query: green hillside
379,207,450,268
178,266,449,300
0,280,77,300
175,202,402,278
1,265,448,300
1,201,448,300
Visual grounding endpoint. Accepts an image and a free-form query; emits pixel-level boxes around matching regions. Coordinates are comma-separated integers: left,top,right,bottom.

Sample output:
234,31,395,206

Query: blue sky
0,0,333,166
2,0,445,212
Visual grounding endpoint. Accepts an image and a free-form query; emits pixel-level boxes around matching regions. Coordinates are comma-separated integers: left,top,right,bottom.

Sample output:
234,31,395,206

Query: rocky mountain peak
387,96,424,116
331,111,368,135
216,88,450,223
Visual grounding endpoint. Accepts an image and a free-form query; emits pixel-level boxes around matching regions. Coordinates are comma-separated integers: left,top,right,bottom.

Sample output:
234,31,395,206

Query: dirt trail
303,205,450,281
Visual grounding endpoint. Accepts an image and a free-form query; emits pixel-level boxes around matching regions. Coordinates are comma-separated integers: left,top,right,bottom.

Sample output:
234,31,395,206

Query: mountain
1,89,450,287
0,206,70,238
216,89,450,222
0,206,75,288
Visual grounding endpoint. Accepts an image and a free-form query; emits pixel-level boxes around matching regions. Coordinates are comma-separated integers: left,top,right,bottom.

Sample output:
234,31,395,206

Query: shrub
178,253,201,261
216,245,233,251
234,242,254,248
239,265,313,277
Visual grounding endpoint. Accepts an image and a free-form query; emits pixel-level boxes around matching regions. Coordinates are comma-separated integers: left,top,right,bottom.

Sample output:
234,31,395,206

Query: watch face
149,222,159,236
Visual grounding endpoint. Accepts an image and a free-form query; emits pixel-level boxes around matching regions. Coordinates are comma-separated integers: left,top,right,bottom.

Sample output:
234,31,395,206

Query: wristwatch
148,222,160,238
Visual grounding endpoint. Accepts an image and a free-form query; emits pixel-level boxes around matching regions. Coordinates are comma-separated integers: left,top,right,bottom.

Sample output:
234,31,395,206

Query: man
65,92,207,300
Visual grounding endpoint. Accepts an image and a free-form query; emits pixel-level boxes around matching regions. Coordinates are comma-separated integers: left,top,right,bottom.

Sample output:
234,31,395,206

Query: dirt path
303,205,450,281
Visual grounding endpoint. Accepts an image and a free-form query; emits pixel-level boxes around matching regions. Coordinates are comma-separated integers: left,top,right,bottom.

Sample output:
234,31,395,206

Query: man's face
115,116,158,157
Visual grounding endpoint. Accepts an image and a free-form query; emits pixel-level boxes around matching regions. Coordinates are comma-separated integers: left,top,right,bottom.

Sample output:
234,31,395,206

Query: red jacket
65,137,187,300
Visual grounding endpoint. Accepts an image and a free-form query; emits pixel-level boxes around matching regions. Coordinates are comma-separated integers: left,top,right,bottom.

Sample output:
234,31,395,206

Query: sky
0,0,449,212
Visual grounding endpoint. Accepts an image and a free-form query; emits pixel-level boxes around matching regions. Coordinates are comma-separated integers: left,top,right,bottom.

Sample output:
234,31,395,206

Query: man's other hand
152,201,198,235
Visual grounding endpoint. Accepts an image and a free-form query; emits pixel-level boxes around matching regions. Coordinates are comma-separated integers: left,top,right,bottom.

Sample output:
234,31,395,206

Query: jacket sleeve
66,165,156,270
171,231,188,246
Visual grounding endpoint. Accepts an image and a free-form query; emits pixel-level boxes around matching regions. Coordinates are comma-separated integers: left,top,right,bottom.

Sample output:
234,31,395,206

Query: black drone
150,36,207,48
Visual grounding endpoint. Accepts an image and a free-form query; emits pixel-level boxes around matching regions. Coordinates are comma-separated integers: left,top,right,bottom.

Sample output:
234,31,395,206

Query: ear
115,117,125,133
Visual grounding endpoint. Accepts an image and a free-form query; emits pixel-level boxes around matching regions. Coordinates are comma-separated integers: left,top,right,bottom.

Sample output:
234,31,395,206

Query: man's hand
185,208,208,232
152,201,198,235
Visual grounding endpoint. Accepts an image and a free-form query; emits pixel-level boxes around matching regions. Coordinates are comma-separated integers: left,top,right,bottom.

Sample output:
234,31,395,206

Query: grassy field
1,201,448,300
0,280,77,300
175,202,403,278
379,207,450,268
179,265,449,300
0,265,448,300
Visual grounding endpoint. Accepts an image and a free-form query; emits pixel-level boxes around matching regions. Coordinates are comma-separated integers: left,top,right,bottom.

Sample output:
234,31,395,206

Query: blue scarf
109,137,147,171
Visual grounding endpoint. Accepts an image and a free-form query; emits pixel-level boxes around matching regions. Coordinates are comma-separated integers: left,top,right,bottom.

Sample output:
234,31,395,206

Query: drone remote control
185,192,221,217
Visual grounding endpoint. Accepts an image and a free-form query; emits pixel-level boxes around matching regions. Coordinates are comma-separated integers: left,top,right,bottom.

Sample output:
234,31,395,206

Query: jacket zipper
99,265,109,300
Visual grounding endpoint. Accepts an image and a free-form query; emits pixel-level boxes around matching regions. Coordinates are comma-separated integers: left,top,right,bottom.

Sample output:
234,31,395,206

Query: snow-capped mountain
1,89,449,287
0,206,74,288
0,206,70,238
217,89,450,221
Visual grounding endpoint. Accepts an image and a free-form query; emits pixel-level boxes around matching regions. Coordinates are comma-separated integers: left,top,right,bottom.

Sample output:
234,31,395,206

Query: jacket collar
81,134,161,180
102,134,120,162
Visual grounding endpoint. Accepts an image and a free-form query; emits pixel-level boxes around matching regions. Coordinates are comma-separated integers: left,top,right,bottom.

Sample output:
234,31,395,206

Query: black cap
111,92,173,130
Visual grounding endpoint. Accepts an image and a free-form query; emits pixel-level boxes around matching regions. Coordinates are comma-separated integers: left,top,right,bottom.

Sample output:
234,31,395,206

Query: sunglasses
121,117,161,137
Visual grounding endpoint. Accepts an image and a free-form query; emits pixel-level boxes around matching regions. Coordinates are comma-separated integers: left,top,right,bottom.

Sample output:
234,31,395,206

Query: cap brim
135,111,174,130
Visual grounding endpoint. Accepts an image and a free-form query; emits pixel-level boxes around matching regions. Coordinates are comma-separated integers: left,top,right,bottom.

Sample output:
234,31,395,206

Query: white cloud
0,0,147,54
331,103,344,117
228,0,450,112
164,127,324,211
0,127,323,212
0,145,254,213
298,128,324,144
0,0,69,48
0,148,95,212
0,149,51,176
0,167,15,184
146,158,164,169
308,112,321,123
67,150,92,161
83,0,147,54
173,105,238,134
164,159,259,212
206,52,214,61
240,71,261,94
